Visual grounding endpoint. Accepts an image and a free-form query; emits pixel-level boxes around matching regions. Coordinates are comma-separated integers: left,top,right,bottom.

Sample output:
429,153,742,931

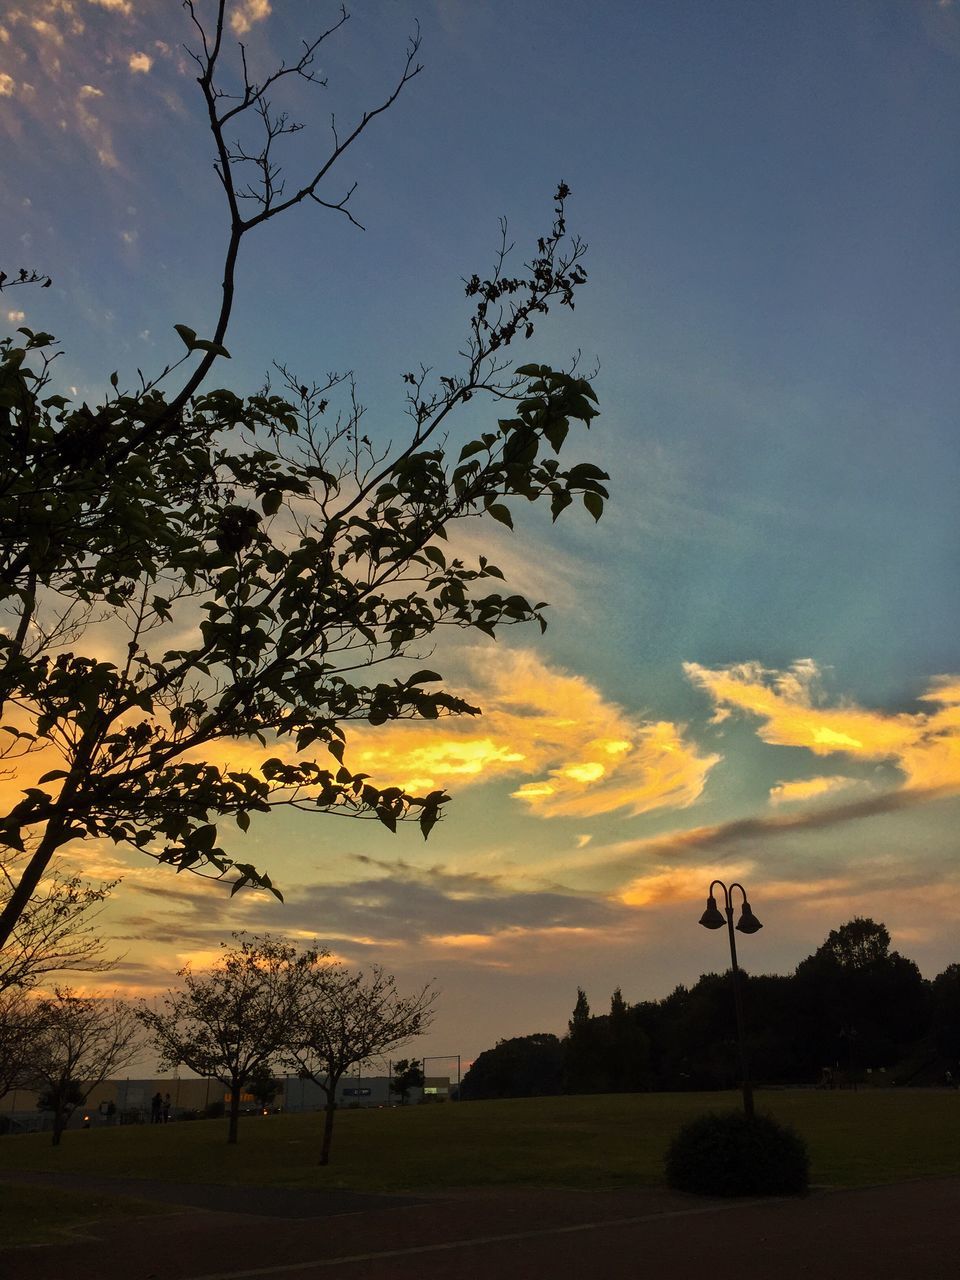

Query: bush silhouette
664,1110,809,1196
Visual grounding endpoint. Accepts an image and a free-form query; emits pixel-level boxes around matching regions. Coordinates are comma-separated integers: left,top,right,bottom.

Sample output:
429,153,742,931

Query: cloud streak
587,783,954,873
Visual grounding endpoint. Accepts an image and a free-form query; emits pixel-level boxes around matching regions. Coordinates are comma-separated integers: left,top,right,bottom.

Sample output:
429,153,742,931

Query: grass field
3,1089,960,1246
0,1182,172,1248
3,1089,960,1203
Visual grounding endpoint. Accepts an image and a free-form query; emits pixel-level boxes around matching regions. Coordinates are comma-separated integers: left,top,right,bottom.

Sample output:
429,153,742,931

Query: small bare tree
285,964,435,1165
0,987,47,1102
0,865,118,993
26,988,141,1145
137,933,322,1144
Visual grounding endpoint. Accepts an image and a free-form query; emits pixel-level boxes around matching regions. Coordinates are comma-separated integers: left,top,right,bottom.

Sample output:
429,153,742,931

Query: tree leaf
486,503,513,529
583,491,604,522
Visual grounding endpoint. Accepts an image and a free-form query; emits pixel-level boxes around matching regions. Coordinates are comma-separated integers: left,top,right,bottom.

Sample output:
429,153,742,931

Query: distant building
2,1073,452,1134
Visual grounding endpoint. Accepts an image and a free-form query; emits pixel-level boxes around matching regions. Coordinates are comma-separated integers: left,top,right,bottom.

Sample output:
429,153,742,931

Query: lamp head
699,894,726,930
736,900,763,934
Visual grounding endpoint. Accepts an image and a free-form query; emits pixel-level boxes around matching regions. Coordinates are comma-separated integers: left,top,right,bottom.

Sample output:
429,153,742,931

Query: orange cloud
769,775,862,806
231,1,271,36
684,660,960,793
421,923,609,970
619,863,753,907
346,648,719,820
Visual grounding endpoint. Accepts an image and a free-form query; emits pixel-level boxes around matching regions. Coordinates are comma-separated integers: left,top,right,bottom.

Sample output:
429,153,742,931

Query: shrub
664,1110,809,1196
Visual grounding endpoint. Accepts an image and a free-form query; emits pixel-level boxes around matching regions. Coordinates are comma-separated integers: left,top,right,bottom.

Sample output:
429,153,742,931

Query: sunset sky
2,0,959,1073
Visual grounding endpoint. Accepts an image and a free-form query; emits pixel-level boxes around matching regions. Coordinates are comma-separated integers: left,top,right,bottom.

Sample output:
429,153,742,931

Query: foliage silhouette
0,4,605,950
464,919,952,1099
137,934,320,1144
283,962,435,1164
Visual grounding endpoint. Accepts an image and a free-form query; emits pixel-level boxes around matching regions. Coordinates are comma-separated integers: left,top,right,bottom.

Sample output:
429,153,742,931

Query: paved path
3,1173,960,1279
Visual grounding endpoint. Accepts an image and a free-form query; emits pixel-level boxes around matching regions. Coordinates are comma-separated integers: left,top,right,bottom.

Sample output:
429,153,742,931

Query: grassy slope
2,1090,959,1199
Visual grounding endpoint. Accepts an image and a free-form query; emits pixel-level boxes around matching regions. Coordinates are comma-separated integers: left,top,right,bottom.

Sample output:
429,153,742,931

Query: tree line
461,919,960,1100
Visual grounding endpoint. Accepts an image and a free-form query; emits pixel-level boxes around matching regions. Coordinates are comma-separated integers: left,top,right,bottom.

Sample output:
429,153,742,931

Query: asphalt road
3,1174,959,1279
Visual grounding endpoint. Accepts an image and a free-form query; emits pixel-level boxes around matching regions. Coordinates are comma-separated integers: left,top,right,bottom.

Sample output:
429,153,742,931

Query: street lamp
699,879,762,1118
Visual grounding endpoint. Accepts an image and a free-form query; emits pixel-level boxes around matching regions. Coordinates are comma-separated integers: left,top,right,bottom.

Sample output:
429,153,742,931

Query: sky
2,0,959,1074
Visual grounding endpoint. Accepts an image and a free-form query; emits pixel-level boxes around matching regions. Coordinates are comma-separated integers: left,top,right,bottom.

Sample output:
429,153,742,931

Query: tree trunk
51,1112,64,1147
228,1081,241,1144
0,826,61,949
319,1098,336,1166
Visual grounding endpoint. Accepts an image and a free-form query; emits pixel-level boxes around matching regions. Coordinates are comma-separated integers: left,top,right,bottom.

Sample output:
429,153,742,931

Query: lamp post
699,879,763,1119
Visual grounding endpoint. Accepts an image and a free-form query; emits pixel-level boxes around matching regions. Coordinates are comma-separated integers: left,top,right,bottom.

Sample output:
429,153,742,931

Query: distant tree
0,987,47,1101
247,1063,283,1112
389,1057,424,1105
0,868,118,993
284,965,435,1165
0,3,604,954
562,987,602,1093
742,972,805,1084
600,987,651,1092
27,988,140,1145
653,974,748,1091
137,934,320,1144
795,918,926,1077
817,918,893,970
461,1034,563,1100
930,964,960,1064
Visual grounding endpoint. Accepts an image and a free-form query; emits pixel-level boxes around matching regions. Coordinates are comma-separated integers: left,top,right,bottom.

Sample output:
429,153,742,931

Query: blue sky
2,0,958,1067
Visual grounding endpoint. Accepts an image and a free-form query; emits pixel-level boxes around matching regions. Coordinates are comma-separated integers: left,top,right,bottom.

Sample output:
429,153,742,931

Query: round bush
664,1110,809,1197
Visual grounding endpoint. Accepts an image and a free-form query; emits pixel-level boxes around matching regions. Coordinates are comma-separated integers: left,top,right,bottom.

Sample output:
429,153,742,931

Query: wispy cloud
586,784,954,874
0,0,179,165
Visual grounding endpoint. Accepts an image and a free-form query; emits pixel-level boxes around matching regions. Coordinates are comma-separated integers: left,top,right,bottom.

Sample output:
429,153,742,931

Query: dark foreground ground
2,1172,959,1280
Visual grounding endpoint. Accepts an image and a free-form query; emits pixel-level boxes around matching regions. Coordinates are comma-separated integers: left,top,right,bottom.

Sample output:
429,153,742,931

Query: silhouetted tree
0,987,47,1101
0,870,117,993
818,918,893,969
27,988,140,1145
563,988,602,1093
461,1034,563,1100
0,2,604,951
930,964,960,1065
795,918,926,1077
592,988,652,1092
137,934,320,1144
389,1058,424,1105
284,964,435,1165
248,1064,283,1111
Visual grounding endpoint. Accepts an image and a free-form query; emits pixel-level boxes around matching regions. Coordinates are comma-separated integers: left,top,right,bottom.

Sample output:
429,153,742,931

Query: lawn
2,1089,959,1209
0,1182,171,1248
